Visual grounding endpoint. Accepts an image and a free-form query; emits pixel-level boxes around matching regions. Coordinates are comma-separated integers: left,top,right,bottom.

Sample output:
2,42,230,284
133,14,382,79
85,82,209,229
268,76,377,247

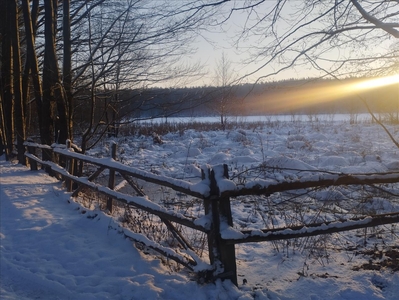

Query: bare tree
69,0,209,151
10,0,26,164
0,0,26,163
172,1,398,80
0,0,213,156
0,0,14,159
226,1,398,80
63,0,73,141
213,52,235,129
21,0,43,142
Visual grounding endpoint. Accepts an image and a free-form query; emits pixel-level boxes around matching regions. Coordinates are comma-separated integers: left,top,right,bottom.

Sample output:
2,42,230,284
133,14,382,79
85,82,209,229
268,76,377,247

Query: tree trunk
0,0,14,159
21,0,44,143
0,93,7,156
42,0,69,148
22,48,30,131
63,0,73,141
10,0,26,165
42,0,56,147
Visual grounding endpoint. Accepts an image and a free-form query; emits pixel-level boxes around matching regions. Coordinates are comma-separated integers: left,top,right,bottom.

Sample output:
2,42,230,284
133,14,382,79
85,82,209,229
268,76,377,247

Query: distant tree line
118,78,398,121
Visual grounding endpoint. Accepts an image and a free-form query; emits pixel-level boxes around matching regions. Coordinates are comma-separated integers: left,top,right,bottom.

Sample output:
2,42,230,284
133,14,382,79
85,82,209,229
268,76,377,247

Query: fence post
42,146,53,175
206,164,237,286
65,140,75,192
27,145,38,171
202,166,216,266
107,142,117,213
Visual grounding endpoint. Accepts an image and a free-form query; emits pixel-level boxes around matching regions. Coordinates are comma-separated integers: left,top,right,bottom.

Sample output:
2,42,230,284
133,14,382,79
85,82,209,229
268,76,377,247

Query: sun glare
253,75,399,114
351,74,399,91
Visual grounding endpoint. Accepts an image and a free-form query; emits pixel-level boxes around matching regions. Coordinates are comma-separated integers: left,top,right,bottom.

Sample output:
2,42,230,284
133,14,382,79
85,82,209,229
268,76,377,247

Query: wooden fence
24,140,399,286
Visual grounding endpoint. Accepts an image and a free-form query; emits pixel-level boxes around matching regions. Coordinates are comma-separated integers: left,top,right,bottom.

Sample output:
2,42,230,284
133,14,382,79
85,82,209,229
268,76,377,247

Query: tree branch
350,0,399,38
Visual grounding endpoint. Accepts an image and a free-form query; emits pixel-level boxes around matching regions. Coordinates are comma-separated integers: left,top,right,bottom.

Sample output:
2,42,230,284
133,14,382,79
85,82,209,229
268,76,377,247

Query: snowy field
1,119,399,299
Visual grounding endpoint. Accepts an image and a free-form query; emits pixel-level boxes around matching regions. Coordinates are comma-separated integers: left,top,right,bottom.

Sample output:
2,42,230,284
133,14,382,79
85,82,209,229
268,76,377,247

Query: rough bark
10,0,26,164
0,0,14,158
21,0,44,143
42,0,69,149
63,0,73,141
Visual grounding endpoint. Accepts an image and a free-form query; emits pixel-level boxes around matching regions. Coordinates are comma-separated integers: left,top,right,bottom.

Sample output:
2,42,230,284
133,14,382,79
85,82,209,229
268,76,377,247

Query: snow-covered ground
1,119,399,299
0,162,242,300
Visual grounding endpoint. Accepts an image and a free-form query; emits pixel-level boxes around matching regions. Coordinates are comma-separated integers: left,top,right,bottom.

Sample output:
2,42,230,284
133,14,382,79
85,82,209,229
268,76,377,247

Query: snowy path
0,160,240,300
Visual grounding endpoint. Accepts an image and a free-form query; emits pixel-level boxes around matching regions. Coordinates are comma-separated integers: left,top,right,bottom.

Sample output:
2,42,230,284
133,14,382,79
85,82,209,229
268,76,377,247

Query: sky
182,1,399,87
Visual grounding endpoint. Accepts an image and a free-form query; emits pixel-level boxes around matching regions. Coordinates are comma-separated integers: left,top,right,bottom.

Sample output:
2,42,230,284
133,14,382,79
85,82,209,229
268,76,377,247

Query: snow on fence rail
24,140,399,286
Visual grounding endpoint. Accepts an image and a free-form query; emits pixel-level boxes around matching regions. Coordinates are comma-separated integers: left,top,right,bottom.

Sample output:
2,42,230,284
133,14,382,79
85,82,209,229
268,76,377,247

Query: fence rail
24,140,399,286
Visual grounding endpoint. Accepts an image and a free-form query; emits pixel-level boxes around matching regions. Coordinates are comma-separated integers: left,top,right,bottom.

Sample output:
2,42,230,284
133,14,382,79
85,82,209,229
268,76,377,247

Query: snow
213,164,237,193
2,120,399,299
194,214,212,230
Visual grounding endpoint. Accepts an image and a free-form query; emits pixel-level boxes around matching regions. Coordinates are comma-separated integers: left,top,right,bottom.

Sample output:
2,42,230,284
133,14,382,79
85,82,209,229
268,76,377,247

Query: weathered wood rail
24,140,399,286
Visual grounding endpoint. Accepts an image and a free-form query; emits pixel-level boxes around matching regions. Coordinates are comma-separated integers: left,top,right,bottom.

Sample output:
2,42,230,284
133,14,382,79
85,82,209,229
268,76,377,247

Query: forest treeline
125,78,398,120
